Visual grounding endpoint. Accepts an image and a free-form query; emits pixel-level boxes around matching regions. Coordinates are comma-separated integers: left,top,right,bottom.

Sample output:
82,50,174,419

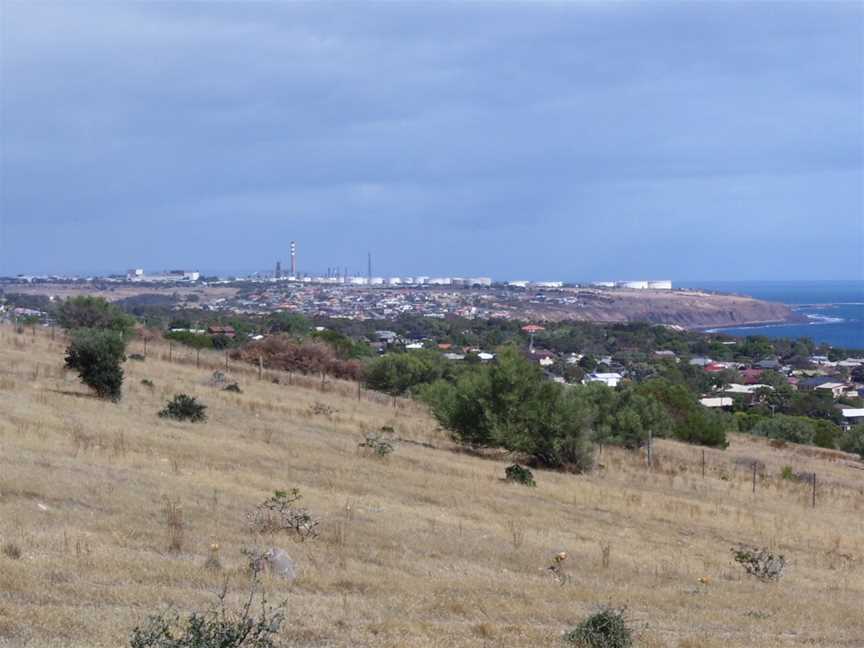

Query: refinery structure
126,241,672,291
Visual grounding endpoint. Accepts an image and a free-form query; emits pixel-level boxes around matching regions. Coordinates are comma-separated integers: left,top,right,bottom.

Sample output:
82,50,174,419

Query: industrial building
126,269,200,282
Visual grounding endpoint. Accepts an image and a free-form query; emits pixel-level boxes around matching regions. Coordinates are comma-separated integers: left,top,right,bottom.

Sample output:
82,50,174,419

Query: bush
504,464,536,487
64,328,127,401
564,607,633,647
2,542,22,560
128,583,283,648
231,337,363,381
247,489,319,542
223,383,242,393
838,424,864,459
159,395,207,423
365,349,452,395
129,353,146,362
141,379,155,389
731,546,786,581
358,432,394,457
751,415,816,445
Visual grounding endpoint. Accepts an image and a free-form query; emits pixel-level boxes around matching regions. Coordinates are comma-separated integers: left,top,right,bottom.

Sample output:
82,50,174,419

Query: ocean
680,280,864,351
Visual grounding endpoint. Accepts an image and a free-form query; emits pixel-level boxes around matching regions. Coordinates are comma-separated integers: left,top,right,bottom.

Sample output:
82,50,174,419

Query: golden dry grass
0,325,862,647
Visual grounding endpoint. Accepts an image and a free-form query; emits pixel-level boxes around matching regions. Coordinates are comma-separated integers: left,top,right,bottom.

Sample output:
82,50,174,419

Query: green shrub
780,465,795,480
564,607,633,647
223,383,242,393
128,584,283,648
751,415,816,445
365,349,452,395
504,464,536,487
159,395,207,423
64,328,127,401
141,379,155,389
838,424,864,459
129,353,146,362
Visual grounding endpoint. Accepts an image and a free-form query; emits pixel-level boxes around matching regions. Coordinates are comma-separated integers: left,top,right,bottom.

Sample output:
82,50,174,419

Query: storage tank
648,280,672,290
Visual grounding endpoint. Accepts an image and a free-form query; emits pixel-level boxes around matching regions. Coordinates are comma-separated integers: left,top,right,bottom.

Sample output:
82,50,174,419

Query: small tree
65,328,127,401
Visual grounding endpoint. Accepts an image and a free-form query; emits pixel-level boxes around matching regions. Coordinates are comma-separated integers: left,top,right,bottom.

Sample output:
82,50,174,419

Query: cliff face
529,289,799,329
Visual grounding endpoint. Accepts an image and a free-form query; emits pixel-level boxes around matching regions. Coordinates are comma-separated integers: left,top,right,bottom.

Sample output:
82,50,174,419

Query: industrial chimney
290,241,296,276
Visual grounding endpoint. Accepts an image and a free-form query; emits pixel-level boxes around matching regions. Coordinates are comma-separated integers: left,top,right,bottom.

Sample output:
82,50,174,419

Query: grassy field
0,325,862,647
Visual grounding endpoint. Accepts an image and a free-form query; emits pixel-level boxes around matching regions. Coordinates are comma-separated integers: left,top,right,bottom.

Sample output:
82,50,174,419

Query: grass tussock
0,325,862,647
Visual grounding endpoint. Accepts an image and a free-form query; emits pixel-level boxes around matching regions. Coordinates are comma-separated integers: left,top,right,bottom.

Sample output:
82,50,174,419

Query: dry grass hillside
1,325,863,648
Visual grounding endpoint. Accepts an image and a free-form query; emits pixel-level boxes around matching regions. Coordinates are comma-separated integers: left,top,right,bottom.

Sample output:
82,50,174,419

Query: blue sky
1,1,862,281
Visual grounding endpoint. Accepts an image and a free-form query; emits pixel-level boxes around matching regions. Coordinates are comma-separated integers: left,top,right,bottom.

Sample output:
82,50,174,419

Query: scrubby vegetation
230,337,363,381
128,584,284,648
731,546,787,581
159,394,207,423
563,607,633,648
246,489,320,542
505,464,536,487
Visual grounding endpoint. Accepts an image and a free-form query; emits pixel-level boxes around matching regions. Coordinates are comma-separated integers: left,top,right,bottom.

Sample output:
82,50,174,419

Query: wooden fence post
258,356,263,380
647,430,653,468
812,473,817,508
169,343,173,362
701,449,706,478
752,462,757,494
196,348,200,368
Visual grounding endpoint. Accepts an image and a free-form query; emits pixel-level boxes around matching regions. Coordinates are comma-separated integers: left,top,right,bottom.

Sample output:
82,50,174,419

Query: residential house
699,397,733,408
585,372,623,388
207,325,236,338
689,357,713,367
815,382,848,399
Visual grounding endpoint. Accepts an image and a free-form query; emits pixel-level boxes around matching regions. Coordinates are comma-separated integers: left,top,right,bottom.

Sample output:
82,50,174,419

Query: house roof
700,397,733,408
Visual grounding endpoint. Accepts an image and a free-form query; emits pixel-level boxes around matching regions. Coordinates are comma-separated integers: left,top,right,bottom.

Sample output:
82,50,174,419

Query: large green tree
57,296,135,337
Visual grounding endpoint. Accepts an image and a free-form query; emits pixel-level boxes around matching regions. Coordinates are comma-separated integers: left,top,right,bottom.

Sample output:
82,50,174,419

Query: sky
1,1,862,282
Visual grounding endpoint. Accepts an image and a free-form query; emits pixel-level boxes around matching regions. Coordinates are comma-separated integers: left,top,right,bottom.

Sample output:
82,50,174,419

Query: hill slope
0,326,862,647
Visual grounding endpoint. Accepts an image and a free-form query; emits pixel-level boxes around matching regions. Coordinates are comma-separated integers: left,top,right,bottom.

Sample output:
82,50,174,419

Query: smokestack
290,241,296,276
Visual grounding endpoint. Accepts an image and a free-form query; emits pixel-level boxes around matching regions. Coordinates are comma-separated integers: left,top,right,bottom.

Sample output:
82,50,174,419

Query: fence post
357,381,361,401
258,356,263,380
225,351,229,370
647,430,653,468
144,338,148,357
169,343,173,362
196,348,200,368
701,449,706,478
812,473,817,508
752,462,757,494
